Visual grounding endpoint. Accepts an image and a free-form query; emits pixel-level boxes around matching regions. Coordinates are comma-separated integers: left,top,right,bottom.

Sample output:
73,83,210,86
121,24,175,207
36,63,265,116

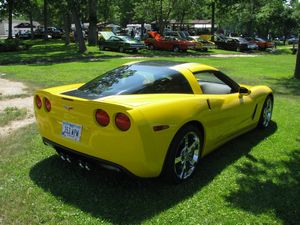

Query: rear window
74,64,193,99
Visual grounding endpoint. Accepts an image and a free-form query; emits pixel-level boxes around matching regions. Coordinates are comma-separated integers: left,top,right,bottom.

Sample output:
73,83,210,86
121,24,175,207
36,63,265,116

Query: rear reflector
115,113,131,131
95,109,110,127
35,95,42,109
45,98,51,112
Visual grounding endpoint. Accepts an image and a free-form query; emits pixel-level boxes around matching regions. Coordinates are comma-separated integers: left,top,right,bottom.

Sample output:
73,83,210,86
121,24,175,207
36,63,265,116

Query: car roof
128,60,218,72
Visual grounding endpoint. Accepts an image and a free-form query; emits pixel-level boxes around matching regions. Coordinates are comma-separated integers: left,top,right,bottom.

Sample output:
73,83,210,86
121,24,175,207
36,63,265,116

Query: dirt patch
0,78,34,137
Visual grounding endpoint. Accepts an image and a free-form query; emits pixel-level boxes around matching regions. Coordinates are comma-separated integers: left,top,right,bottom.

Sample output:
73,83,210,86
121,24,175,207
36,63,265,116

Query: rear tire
148,44,155,50
99,45,105,50
173,46,180,52
162,125,203,183
257,95,273,129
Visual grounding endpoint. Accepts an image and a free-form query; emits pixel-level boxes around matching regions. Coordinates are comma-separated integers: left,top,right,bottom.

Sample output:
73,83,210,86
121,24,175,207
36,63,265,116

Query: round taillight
115,113,131,131
95,109,110,127
35,95,42,109
45,98,51,112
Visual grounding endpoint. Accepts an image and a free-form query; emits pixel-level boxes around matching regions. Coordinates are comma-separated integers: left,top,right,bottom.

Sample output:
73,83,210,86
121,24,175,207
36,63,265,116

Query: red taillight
115,113,131,131
35,95,42,109
44,98,51,112
95,109,110,126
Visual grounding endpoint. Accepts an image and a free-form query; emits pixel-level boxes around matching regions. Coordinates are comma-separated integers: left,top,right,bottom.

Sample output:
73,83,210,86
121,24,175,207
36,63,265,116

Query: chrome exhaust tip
78,160,85,169
65,156,72,163
60,153,66,161
84,162,91,171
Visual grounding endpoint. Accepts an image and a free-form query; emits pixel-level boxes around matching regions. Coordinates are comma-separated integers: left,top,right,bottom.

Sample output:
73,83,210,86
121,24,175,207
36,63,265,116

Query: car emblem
63,105,73,111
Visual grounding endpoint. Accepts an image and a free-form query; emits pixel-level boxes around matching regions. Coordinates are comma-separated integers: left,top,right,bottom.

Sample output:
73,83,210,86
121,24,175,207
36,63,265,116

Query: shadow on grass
264,77,300,96
226,147,300,224
30,122,277,224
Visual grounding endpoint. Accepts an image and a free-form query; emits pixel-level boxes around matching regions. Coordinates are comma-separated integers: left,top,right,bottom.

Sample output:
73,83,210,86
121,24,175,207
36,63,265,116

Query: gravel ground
0,78,34,137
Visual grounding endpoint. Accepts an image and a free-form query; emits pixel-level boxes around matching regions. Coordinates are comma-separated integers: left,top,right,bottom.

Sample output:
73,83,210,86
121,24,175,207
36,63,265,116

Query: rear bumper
43,137,138,177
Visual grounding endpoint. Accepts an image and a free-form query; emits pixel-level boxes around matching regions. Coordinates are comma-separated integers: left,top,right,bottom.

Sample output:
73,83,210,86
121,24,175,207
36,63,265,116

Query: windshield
256,37,265,42
119,36,136,42
75,64,193,99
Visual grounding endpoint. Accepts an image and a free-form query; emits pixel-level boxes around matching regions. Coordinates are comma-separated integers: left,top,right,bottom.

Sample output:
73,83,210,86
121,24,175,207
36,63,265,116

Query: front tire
257,95,273,129
163,125,203,183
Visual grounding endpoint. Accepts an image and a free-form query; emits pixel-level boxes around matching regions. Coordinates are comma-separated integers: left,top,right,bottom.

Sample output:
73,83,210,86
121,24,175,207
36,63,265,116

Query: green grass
0,53,299,224
0,107,27,126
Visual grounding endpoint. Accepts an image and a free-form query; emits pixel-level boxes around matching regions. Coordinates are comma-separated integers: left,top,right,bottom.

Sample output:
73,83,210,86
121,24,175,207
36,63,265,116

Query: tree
68,0,86,53
7,0,13,39
88,0,98,45
294,34,300,79
44,0,48,40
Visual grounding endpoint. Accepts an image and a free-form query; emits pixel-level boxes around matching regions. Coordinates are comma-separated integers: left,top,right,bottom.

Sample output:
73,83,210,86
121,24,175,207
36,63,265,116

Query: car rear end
34,85,162,178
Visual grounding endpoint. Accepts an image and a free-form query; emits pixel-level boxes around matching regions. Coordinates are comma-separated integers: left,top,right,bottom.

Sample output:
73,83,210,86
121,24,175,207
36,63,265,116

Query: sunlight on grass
0,52,299,224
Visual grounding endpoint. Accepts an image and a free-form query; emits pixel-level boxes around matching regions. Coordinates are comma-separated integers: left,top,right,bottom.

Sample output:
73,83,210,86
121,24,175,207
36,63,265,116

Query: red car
245,37,274,50
144,31,195,52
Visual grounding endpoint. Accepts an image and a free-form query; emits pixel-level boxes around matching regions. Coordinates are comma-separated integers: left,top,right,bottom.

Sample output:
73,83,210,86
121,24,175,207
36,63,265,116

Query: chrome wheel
174,131,200,180
262,98,273,127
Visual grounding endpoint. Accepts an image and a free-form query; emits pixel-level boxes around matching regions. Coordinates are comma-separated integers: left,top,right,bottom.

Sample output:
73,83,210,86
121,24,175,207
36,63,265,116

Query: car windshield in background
69,64,193,99
256,38,266,42
119,36,135,42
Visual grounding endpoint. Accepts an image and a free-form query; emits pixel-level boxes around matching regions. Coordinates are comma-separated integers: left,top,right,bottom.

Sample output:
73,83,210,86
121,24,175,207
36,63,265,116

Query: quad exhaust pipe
58,152,91,171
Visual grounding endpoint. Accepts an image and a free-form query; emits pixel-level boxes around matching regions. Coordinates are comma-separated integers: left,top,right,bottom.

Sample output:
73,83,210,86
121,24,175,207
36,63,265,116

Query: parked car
34,60,273,183
215,37,257,51
164,31,214,51
15,31,32,40
99,35,145,52
245,37,273,50
287,37,299,45
144,31,195,52
34,28,52,39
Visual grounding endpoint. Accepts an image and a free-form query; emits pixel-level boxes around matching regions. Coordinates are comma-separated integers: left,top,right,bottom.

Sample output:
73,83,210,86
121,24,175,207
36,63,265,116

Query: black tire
257,95,273,129
173,46,180,52
99,45,105,51
119,46,124,52
236,46,241,52
148,44,155,50
162,124,203,183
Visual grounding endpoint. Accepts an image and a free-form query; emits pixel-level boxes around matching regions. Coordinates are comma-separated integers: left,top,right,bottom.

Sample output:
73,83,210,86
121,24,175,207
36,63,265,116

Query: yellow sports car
34,61,273,183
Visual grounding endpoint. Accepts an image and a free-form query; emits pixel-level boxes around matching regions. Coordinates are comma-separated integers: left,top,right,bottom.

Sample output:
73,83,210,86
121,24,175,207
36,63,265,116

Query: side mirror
239,87,251,96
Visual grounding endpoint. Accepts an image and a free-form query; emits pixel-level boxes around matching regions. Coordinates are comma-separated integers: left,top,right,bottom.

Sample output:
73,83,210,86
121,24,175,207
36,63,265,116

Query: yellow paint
35,62,272,178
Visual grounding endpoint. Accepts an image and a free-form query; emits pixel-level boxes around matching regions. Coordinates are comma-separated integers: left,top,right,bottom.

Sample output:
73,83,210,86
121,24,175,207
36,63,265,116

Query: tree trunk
88,0,98,46
29,11,34,40
294,34,300,79
69,0,86,53
8,0,13,39
44,0,48,40
64,10,71,45
211,1,215,41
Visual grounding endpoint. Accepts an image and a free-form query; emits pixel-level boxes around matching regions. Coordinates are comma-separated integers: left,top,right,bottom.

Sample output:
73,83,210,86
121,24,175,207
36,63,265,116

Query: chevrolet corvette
34,61,273,183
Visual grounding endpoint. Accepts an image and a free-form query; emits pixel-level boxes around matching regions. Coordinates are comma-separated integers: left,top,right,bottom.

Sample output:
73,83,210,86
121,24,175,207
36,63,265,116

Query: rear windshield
74,64,193,99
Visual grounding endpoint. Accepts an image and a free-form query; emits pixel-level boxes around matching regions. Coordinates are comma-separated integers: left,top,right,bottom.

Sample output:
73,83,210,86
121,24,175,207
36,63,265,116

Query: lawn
0,46,299,224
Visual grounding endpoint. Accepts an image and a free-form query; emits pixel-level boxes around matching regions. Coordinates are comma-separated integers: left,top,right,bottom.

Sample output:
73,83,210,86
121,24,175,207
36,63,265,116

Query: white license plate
62,122,82,141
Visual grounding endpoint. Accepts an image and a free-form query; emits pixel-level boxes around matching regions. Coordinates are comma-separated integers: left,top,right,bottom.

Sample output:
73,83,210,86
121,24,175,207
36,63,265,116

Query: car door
107,36,121,50
194,70,256,144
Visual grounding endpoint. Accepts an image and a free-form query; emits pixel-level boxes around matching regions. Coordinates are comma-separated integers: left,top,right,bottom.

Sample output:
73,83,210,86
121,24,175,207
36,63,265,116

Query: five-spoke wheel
163,125,203,183
258,95,273,129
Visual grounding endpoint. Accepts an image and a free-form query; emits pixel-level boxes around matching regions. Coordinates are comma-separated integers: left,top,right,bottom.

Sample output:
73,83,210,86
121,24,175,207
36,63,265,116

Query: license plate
62,122,82,141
